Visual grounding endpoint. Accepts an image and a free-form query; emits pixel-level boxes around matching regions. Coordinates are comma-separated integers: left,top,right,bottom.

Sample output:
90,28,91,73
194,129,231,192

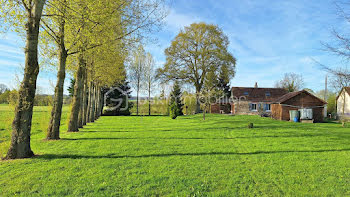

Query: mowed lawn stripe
1,107,350,196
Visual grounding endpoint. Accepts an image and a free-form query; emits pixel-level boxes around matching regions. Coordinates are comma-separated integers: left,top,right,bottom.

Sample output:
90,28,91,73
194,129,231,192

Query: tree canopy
157,22,236,113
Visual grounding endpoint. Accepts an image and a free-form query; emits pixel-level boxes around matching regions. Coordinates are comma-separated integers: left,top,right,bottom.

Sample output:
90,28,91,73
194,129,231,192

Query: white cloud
164,8,202,33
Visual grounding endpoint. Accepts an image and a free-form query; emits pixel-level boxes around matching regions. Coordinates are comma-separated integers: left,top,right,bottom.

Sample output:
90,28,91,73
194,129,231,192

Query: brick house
211,86,288,115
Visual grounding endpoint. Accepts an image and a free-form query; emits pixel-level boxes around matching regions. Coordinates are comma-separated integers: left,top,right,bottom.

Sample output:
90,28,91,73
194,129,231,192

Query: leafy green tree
157,22,236,113
201,69,222,120
1,0,47,159
0,90,10,104
169,81,184,116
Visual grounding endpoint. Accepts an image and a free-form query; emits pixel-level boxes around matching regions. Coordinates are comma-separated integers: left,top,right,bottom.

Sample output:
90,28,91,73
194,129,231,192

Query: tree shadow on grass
60,134,335,141
37,148,350,160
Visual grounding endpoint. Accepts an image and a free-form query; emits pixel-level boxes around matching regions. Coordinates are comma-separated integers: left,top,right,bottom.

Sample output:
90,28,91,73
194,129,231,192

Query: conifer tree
169,81,184,116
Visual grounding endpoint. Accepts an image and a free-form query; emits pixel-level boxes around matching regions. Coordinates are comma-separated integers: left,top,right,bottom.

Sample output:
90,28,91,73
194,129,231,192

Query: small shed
271,90,327,122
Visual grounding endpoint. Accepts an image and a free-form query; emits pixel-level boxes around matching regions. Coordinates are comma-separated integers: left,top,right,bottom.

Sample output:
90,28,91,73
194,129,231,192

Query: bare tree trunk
82,70,88,126
6,1,46,159
46,0,66,141
195,85,202,114
98,88,102,117
136,87,139,116
195,94,201,114
86,82,92,123
100,89,104,116
148,88,151,116
95,87,101,119
203,105,206,120
90,84,95,122
94,86,98,120
68,60,84,132
47,45,67,140
77,67,85,128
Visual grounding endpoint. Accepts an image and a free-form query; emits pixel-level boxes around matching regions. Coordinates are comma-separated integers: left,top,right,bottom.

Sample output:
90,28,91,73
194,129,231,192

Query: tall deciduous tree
157,22,236,113
129,45,145,116
0,0,47,159
275,72,304,92
144,52,156,116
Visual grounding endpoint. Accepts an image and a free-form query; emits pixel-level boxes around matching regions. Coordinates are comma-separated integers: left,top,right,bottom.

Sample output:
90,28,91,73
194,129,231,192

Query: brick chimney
254,82,258,88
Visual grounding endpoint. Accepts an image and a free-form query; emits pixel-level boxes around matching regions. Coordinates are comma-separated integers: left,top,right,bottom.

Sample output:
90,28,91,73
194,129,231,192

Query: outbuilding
271,90,327,122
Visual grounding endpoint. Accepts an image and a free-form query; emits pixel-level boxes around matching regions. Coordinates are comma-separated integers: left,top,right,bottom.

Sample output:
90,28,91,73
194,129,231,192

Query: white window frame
265,104,271,112
251,103,257,111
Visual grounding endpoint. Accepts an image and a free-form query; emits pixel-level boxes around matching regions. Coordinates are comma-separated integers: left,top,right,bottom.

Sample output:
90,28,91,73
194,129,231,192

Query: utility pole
324,75,328,117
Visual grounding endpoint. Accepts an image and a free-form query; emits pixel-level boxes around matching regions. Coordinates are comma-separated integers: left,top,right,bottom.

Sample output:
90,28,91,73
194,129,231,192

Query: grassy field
1,105,350,196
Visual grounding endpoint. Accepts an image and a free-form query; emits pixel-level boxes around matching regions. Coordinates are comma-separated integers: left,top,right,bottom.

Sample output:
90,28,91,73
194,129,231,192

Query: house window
265,92,271,97
243,92,249,96
264,104,271,111
250,103,257,111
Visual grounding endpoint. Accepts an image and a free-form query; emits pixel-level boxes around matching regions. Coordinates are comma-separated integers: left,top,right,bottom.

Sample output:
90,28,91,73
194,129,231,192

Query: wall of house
337,90,350,116
210,104,231,114
211,104,220,113
233,101,271,115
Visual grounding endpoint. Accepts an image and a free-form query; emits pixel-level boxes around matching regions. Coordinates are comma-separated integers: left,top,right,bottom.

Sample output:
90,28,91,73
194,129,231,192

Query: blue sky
0,0,346,95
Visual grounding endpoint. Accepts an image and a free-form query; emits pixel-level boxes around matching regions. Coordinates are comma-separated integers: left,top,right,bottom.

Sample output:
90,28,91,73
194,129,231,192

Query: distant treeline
0,90,71,106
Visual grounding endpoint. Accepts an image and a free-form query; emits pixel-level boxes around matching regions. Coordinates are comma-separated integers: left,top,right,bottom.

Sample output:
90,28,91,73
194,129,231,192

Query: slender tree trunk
47,46,67,140
195,93,201,114
148,88,151,116
203,104,206,120
77,81,83,128
78,67,85,128
100,90,104,116
82,71,88,126
68,59,84,132
90,84,95,122
94,86,99,120
86,82,92,123
136,88,139,116
5,1,46,159
98,88,103,117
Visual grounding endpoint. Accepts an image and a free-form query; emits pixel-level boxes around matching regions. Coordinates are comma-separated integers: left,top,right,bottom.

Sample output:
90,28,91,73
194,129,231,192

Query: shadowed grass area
1,105,350,196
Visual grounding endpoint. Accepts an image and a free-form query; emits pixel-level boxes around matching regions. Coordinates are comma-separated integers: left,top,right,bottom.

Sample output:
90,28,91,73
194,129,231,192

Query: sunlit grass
1,105,350,196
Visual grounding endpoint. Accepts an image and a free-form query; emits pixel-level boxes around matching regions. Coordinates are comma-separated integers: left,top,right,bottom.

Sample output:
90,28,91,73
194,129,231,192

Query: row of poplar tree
0,0,166,159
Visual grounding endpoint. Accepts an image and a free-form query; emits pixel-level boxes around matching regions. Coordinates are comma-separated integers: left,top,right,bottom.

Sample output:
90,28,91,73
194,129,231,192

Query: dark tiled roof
274,90,327,104
345,87,350,95
231,87,288,102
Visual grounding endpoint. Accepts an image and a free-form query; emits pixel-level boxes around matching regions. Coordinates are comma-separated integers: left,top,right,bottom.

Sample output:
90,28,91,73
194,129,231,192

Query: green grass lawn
1,105,350,196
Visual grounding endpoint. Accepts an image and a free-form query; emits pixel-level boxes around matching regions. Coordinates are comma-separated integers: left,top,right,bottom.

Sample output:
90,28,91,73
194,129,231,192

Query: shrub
248,123,254,128
8,90,18,106
169,103,178,119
